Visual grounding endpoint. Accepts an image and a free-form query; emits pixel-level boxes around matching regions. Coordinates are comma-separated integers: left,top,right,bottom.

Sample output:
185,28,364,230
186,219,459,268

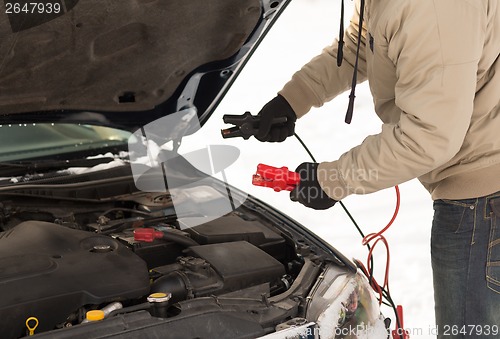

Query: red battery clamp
252,164,300,192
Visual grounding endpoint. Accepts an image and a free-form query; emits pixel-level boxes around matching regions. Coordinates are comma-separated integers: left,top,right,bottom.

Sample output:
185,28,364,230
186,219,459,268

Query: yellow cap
147,292,172,303
86,310,105,321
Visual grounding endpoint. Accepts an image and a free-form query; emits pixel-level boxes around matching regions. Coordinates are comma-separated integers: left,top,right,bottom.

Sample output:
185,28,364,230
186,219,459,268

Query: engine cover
0,221,150,339
151,241,286,302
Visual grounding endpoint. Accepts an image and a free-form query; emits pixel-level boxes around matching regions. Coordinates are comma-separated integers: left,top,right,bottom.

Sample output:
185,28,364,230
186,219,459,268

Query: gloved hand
290,162,337,210
256,95,297,142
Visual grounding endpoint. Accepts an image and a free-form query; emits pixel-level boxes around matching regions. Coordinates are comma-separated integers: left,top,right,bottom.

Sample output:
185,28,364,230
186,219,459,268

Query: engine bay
0,189,324,339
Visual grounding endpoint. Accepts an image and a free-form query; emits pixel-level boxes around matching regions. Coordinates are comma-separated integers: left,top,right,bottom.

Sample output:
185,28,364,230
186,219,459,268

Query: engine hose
106,302,152,318
161,232,199,247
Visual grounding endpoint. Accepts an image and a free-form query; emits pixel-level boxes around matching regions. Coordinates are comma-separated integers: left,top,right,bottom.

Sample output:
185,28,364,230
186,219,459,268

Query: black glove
256,95,297,142
290,162,337,210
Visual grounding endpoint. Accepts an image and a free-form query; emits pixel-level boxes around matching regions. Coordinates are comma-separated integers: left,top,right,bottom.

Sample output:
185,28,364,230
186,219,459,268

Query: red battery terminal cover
252,163,300,192
134,228,163,242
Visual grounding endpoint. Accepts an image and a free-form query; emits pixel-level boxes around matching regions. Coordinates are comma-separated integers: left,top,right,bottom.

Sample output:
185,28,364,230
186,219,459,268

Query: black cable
338,200,374,280
293,133,317,163
383,290,404,339
99,216,171,234
293,132,402,338
161,231,199,247
294,133,374,278
100,208,153,218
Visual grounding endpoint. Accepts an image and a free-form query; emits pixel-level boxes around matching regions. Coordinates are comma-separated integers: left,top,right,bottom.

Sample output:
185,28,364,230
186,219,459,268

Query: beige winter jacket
279,0,500,200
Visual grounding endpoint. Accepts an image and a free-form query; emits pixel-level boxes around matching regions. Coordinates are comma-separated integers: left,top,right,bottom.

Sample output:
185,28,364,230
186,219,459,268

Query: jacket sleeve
317,0,483,200
278,0,367,118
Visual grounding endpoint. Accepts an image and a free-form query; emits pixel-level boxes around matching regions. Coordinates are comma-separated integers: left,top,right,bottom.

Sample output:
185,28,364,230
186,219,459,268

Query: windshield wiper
0,157,117,177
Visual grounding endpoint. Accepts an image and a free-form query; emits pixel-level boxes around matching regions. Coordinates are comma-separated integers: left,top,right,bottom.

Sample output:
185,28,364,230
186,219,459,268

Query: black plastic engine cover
185,241,286,293
151,241,286,302
184,214,287,260
0,221,150,339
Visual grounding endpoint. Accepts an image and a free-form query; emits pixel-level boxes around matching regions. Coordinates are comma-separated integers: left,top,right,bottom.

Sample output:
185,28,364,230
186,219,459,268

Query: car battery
112,228,185,269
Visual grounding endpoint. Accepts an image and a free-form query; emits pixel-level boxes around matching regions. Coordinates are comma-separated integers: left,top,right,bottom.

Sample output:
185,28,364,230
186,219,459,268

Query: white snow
179,0,436,337
61,159,126,175
86,151,129,160
58,151,131,175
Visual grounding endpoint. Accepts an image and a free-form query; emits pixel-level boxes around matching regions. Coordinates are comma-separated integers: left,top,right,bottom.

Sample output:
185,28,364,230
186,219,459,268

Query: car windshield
0,123,131,162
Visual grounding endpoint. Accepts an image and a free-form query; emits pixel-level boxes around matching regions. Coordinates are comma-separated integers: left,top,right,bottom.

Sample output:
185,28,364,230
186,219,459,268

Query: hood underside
0,0,270,130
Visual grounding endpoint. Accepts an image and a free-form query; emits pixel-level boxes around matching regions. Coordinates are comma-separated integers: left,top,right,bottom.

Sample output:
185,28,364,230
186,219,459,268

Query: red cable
366,235,390,305
362,185,400,246
358,185,400,301
355,259,384,302
357,185,407,338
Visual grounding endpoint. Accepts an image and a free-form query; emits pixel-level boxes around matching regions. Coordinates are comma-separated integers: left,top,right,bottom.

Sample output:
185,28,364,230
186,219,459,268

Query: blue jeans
431,192,500,338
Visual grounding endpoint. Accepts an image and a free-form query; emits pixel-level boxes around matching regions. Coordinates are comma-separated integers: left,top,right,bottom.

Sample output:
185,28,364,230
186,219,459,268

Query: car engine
0,192,312,339
0,221,150,338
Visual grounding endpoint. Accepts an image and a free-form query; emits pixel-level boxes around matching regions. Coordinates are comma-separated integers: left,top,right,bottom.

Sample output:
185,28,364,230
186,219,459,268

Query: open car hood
0,0,287,132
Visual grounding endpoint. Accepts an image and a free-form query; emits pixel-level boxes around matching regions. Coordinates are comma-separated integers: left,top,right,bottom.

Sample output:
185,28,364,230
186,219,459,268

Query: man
256,0,500,338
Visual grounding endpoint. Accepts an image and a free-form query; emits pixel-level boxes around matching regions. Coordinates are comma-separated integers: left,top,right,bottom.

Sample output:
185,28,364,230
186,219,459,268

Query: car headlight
305,264,388,339
256,263,388,339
